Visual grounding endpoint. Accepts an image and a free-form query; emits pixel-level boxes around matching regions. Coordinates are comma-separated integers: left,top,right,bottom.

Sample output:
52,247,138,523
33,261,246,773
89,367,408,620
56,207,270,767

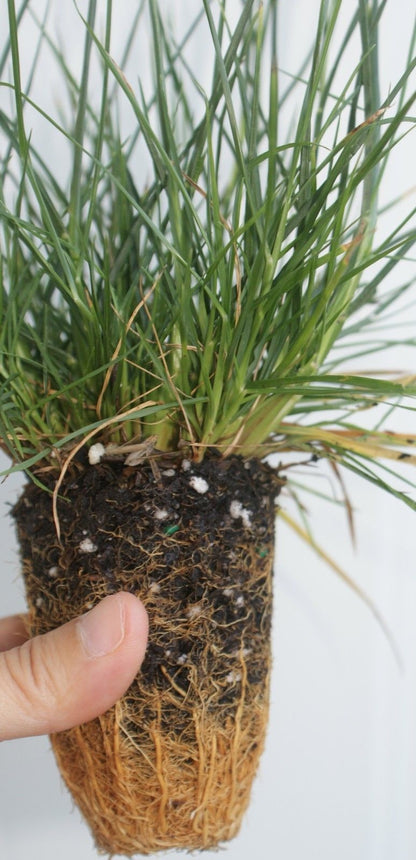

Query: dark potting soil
13,454,281,720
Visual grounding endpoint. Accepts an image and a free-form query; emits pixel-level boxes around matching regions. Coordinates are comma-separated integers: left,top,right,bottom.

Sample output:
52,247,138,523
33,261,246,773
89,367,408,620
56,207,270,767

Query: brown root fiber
13,454,280,855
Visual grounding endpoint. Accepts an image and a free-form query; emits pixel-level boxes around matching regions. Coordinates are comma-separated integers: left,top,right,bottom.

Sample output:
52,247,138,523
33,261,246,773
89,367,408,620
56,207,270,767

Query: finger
0,614,29,652
0,592,148,741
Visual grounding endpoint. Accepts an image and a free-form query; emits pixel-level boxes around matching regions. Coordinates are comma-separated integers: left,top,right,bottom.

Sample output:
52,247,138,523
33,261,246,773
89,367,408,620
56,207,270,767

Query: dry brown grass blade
96,283,157,418
52,401,158,540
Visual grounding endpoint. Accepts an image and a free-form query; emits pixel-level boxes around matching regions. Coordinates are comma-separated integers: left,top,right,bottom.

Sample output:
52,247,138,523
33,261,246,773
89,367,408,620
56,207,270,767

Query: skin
0,592,149,741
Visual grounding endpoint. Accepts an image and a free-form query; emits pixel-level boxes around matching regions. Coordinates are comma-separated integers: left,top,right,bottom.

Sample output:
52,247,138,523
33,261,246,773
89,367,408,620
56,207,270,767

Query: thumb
0,592,148,741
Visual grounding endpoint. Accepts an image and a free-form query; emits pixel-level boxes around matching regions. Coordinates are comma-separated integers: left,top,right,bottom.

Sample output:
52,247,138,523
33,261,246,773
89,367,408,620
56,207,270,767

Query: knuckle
3,634,61,724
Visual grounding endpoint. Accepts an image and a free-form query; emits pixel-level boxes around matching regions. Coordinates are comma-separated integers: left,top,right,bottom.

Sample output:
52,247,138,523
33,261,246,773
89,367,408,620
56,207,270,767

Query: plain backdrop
1,2,416,859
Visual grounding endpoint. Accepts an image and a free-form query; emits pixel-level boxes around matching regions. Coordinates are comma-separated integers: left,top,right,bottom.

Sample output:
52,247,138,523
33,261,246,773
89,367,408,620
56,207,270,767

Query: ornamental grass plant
1,0,416,854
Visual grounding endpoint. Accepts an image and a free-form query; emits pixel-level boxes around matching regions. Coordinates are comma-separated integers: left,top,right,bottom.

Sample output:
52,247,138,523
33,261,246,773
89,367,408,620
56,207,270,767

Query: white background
0,2,416,859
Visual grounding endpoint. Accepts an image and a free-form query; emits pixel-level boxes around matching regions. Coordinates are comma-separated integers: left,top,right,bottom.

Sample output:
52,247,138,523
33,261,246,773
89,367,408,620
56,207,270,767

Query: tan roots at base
51,668,270,855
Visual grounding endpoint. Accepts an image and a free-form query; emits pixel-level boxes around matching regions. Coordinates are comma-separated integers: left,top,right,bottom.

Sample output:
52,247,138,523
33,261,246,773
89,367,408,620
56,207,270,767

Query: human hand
0,592,148,741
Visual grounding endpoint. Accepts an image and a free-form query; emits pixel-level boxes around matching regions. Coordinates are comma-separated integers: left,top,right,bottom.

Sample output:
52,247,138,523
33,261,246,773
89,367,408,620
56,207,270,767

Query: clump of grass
1,0,416,501
3,2,416,853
